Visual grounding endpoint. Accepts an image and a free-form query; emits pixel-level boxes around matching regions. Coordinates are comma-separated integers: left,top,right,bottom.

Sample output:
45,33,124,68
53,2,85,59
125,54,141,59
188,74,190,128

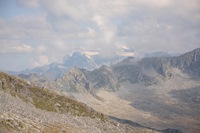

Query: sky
0,0,200,71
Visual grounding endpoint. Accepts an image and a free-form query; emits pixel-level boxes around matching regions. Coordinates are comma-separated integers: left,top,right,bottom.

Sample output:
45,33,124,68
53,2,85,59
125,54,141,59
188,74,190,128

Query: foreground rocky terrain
0,72,164,133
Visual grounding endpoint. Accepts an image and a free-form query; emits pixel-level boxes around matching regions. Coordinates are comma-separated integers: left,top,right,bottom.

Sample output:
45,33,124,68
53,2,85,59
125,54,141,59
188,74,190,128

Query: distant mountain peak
63,51,97,70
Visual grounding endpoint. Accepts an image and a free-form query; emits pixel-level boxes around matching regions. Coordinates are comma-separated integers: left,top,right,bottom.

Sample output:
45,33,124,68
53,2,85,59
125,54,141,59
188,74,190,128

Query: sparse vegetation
0,72,108,121
1,72,143,133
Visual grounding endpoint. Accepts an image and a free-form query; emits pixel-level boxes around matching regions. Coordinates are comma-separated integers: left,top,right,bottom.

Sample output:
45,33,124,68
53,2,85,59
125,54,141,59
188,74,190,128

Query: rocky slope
0,72,161,133
168,48,200,77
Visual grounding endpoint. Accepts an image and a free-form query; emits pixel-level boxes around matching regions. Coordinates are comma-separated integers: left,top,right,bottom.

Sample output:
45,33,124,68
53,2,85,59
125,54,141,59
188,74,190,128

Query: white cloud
39,0,91,20
36,45,47,53
12,44,33,53
39,55,49,64
92,15,105,28
0,0,200,70
0,14,51,40
31,55,49,67
0,41,33,53
115,42,129,50
38,0,129,20
134,0,173,8
77,27,96,38
92,14,117,44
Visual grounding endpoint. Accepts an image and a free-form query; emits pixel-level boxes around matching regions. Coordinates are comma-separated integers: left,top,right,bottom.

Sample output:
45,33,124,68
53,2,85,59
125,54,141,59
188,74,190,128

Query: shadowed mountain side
114,75,200,133
169,86,200,114
139,48,200,78
130,95,197,118
168,48,200,78
109,116,183,133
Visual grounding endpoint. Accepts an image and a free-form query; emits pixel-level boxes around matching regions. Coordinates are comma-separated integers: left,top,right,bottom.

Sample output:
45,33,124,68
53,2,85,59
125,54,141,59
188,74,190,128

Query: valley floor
71,74,200,133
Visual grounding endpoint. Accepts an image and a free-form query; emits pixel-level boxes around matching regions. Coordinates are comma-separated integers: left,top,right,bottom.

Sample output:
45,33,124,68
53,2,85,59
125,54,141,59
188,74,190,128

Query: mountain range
9,51,126,81
1,48,200,133
8,49,179,82
54,48,200,94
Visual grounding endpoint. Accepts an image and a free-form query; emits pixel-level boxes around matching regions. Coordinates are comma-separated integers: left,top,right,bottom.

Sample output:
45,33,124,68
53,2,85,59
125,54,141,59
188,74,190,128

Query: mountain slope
112,48,200,84
55,65,119,94
168,48,200,77
0,71,161,133
0,71,107,119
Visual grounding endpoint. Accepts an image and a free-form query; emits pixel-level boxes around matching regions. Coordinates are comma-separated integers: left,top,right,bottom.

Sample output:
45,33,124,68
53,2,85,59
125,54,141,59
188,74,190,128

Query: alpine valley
1,48,200,133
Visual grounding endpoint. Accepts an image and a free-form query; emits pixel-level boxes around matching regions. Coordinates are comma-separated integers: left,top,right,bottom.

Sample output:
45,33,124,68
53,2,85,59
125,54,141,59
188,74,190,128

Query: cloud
16,0,39,8
77,27,96,38
0,0,200,70
36,45,47,53
0,14,51,41
31,55,49,67
92,14,116,43
38,0,129,20
0,41,33,53
39,55,49,64
38,0,91,20
134,0,173,8
12,44,33,53
119,17,200,53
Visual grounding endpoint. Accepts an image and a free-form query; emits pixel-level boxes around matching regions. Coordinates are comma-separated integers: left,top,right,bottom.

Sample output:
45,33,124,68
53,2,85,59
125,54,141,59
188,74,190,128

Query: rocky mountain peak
168,48,200,77
63,52,97,70
111,48,200,85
